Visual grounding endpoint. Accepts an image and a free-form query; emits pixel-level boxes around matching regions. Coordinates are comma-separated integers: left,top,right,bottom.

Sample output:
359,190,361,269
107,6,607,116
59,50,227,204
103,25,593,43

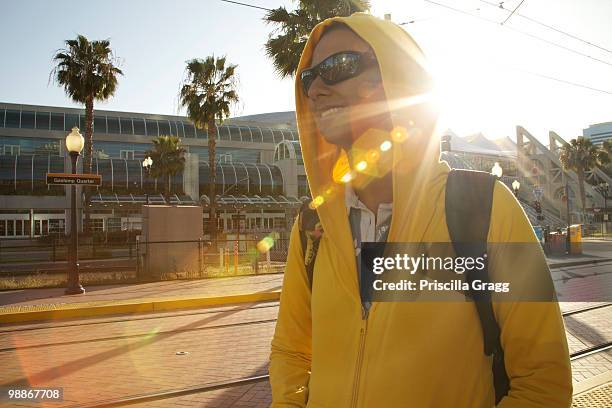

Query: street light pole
65,127,85,295
142,157,153,206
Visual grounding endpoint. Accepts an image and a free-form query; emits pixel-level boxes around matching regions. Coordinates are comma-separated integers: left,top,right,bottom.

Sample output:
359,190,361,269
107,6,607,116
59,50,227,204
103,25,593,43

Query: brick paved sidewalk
0,273,284,312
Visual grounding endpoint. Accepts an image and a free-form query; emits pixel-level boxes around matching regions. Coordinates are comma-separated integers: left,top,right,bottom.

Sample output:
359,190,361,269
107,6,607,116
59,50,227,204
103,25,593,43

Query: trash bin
569,224,582,255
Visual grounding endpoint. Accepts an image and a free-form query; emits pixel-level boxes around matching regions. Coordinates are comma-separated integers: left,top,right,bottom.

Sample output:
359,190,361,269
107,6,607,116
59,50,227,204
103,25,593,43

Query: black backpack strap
298,199,322,291
445,169,510,405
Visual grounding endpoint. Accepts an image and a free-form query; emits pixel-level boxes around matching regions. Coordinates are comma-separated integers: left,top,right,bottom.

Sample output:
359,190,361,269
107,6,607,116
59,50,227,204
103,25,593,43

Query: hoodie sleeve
269,219,312,407
488,182,573,408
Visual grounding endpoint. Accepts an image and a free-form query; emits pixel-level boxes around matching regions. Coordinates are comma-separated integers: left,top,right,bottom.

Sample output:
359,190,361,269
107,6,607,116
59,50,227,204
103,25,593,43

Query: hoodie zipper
350,307,369,408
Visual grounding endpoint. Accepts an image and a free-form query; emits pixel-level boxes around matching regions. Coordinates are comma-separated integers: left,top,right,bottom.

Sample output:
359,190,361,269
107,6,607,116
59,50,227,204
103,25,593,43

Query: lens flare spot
355,161,367,172
340,172,354,183
391,126,408,143
332,153,352,184
380,140,392,151
257,236,275,253
309,195,324,209
366,149,380,163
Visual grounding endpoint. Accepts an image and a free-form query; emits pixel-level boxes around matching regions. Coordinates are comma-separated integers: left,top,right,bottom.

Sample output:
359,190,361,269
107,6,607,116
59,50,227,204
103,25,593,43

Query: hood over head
295,13,450,257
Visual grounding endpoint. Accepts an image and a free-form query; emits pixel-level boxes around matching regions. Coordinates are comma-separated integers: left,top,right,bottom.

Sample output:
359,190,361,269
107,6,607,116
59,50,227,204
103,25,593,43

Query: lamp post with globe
65,127,86,295
512,180,520,198
142,156,153,205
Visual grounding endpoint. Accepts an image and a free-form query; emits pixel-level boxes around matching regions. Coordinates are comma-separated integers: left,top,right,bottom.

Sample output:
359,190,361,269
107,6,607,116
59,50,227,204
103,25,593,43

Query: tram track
1,302,610,407
65,339,612,408
1,303,609,353
65,374,271,408
0,316,278,353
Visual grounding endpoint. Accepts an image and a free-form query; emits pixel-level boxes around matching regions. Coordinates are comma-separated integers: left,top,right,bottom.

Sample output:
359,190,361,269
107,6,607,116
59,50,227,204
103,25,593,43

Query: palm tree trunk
208,121,217,244
83,97,94,235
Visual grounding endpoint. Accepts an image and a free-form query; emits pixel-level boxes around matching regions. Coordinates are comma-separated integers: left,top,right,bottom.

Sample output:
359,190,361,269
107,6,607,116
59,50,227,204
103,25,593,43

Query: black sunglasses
300,51,377,95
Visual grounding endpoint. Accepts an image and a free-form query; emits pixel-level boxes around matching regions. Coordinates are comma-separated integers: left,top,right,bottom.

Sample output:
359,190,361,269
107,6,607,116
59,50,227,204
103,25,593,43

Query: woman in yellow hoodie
269,13,572,408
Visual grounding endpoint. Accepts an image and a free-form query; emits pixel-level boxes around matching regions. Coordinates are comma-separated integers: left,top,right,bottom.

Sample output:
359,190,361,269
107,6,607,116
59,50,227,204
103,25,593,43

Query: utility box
569,224,582,255
141,205,203,281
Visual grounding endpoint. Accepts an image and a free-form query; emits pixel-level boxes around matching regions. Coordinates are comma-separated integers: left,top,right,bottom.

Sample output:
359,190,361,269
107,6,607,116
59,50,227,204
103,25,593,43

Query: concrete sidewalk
1,247,611,324
0,273,283,323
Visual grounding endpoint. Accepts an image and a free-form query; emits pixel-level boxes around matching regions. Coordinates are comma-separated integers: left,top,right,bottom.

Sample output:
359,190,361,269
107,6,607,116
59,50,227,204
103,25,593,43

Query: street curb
0,291,281,324
549,257,612,269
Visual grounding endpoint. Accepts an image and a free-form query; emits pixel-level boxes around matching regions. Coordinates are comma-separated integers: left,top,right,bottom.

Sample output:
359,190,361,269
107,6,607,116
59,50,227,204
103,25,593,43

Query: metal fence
0,236,290,289
135,238,289,281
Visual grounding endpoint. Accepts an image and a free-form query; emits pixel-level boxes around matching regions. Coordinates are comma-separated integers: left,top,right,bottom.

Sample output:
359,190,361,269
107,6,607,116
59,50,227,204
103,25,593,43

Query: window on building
16,220,23,236
6,220,14,236
86,218,104,232
183,122,195,138
94,116,107,133
158,120,171,135
36,112,50,130
219,154,233,163
120,118,133,135
50,113,64,130
120,150,135,160
176,121,186,137
65,114,79,131
0,220,5,236
133,118,146,135
21,111,36,129
49,219,65,235
107,117,120,134
4,145,20,155
5,110,20,128
107,217,122,232
145,120,158,137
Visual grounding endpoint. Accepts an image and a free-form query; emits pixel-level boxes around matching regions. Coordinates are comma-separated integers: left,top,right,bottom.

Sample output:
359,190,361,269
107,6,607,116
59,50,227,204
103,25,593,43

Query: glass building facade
0,155,285,197
0,103,300,199
0,106,297,145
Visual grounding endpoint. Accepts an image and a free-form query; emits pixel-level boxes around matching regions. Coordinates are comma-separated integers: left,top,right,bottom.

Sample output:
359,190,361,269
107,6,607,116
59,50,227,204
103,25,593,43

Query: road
0,263,610,407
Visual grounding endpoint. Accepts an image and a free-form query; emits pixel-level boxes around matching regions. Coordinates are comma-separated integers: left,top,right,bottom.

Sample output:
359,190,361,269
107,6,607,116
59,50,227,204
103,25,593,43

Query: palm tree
600,140,611,177
264,0,370,78
179,56,239,241
560,137,606,211
145,136,186,200
51,34,123,232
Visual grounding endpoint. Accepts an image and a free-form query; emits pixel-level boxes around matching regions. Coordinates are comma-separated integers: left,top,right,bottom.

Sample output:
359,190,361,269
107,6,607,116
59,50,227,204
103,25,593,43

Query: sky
1,0,611,144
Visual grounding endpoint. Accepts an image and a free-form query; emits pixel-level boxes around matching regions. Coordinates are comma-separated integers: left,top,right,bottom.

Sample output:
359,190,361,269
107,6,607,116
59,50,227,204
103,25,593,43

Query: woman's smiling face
306,25,389,150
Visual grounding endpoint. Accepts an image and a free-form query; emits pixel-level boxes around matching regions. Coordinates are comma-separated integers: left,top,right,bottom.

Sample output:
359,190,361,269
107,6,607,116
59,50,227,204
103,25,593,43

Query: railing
135,238,289,281
0,236,290,289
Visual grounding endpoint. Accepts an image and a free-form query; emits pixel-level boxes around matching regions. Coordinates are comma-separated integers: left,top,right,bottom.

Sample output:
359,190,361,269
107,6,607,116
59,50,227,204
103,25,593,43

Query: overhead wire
216,0,612,94
480,0,612,54
218,0,272,12
423,0,612,68
500,0,526,25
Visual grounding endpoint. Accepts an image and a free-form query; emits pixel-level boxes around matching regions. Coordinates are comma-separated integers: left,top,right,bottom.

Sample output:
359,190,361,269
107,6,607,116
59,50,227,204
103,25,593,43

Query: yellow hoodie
269,13,572,408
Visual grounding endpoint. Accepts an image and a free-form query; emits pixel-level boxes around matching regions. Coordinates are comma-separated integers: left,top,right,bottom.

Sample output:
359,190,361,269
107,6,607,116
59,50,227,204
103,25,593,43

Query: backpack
297,169,510,405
